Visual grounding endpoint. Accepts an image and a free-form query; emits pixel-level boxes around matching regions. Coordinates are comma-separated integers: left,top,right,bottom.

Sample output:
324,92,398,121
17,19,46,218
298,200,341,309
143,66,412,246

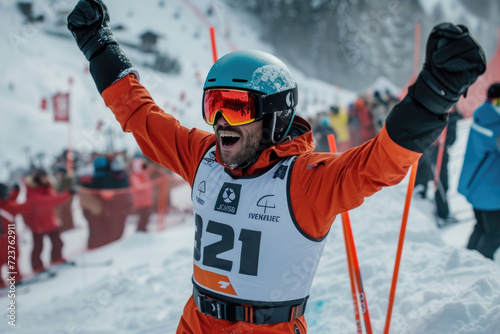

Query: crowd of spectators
309,89,400,153
0,150,184,287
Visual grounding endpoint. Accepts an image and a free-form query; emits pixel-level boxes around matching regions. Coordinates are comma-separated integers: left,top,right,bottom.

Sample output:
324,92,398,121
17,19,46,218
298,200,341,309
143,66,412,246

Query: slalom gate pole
327,134,369,334
67,77,74,174
209,26,218,63
342,211,373,334
342,218,363,334
383,161,419,334
433,126,448,186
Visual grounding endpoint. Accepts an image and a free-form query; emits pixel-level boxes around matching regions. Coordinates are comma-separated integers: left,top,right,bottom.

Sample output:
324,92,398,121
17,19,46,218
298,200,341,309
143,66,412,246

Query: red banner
53,92,70,122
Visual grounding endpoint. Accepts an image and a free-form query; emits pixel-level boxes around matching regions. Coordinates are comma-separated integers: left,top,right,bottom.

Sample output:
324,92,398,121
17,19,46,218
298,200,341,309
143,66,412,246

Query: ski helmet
203,50,298,145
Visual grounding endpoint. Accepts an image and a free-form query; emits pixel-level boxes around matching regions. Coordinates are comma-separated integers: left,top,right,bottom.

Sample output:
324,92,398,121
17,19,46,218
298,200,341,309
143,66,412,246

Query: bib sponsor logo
214,183,241,215
196,181,206,205
248,195,281,222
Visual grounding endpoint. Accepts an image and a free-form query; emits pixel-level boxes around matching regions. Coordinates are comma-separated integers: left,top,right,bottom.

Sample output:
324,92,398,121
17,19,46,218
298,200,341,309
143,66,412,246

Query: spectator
79,155,132,249
22,169,71,272
384,89,400,111
129,157,154,232
329,105,351,151
414,146,434,200
348,96,375,146
371,90,390,133
109,153,129,188
458,83,500,259
54,165,76,232
0,183,29,286
434,107,462,226
414,106,462,226
313,115,335,152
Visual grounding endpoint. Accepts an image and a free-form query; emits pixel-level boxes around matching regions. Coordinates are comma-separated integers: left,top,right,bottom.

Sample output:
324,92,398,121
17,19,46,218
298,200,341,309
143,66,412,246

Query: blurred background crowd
0,148,188,288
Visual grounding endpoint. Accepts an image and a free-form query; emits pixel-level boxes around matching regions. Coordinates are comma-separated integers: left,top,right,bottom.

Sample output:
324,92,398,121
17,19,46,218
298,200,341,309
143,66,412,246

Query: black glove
412,23,486,114
67,0,136,93
67,0,115,61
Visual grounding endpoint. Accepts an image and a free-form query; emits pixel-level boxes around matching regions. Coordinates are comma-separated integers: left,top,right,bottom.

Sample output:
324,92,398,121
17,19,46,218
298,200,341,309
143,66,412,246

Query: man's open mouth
219,130,241,147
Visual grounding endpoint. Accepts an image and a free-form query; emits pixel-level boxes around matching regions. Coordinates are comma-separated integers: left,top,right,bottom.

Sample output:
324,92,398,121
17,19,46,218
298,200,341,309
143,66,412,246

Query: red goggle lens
203,89,260,126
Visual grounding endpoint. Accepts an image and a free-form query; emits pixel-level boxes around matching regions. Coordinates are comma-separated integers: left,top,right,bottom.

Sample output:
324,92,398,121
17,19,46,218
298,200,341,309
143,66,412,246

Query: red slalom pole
209,26,218,63
343,211,372,334
342,218,363,334
433,126,448,185
327,134,370,334
383,161,419,334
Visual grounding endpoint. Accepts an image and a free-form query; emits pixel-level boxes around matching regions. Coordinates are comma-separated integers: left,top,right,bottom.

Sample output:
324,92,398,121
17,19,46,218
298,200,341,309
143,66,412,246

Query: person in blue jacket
458,82,500,260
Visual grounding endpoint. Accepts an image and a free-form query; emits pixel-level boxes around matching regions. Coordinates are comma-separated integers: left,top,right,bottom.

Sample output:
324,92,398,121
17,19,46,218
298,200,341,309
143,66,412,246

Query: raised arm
291,23,486,239
67,0,214,183
386,23,486,152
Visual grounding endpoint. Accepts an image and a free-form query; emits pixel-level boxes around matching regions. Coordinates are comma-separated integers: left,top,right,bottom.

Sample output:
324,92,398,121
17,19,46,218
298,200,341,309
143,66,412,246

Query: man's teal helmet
204,50,298,145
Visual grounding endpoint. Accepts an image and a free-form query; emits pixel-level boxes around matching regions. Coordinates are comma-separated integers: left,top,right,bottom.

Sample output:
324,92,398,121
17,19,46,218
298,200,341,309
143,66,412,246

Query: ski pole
209,26,218,63
327,134,369,334
383,161,419,334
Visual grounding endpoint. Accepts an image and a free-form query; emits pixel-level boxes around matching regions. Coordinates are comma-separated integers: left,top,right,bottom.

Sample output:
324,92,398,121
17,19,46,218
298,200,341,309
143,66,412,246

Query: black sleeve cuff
385,85,448,153
89,44,135,94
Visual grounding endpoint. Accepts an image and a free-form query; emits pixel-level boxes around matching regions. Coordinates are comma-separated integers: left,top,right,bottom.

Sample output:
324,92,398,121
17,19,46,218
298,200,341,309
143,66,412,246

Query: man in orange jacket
68,1,485,333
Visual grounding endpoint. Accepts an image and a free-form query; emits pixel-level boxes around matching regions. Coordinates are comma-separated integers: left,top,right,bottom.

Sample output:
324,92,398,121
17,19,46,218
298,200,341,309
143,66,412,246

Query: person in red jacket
22,169,72,273
68,1,485,332
349,96,376,145
0,183,30,287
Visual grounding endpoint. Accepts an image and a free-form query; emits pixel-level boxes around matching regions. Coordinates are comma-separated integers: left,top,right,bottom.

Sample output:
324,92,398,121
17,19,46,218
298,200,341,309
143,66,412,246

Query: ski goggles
202,86,298,126
491,98,500,107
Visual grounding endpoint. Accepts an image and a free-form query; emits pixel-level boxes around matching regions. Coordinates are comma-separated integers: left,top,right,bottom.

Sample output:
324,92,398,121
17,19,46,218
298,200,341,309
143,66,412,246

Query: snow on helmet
203,50,298,145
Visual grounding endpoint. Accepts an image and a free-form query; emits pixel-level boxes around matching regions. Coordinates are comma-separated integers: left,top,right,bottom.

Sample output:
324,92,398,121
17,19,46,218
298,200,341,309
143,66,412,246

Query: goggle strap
261,86,298,114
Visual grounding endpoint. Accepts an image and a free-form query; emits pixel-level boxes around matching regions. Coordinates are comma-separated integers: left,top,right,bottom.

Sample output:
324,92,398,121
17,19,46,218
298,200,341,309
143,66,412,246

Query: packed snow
1,0,500,333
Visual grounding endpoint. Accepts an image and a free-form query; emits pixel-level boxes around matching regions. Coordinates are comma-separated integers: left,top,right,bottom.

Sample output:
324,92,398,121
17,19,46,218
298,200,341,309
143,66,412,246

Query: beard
217,125,262,168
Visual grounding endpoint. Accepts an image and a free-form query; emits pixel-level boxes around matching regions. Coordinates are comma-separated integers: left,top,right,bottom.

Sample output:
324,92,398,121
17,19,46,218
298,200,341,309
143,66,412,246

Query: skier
67,1,485,332
459,83,500,260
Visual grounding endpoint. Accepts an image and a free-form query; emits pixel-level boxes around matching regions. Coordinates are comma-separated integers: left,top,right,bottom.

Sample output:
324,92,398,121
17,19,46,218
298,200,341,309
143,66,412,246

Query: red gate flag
53,92,70,122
